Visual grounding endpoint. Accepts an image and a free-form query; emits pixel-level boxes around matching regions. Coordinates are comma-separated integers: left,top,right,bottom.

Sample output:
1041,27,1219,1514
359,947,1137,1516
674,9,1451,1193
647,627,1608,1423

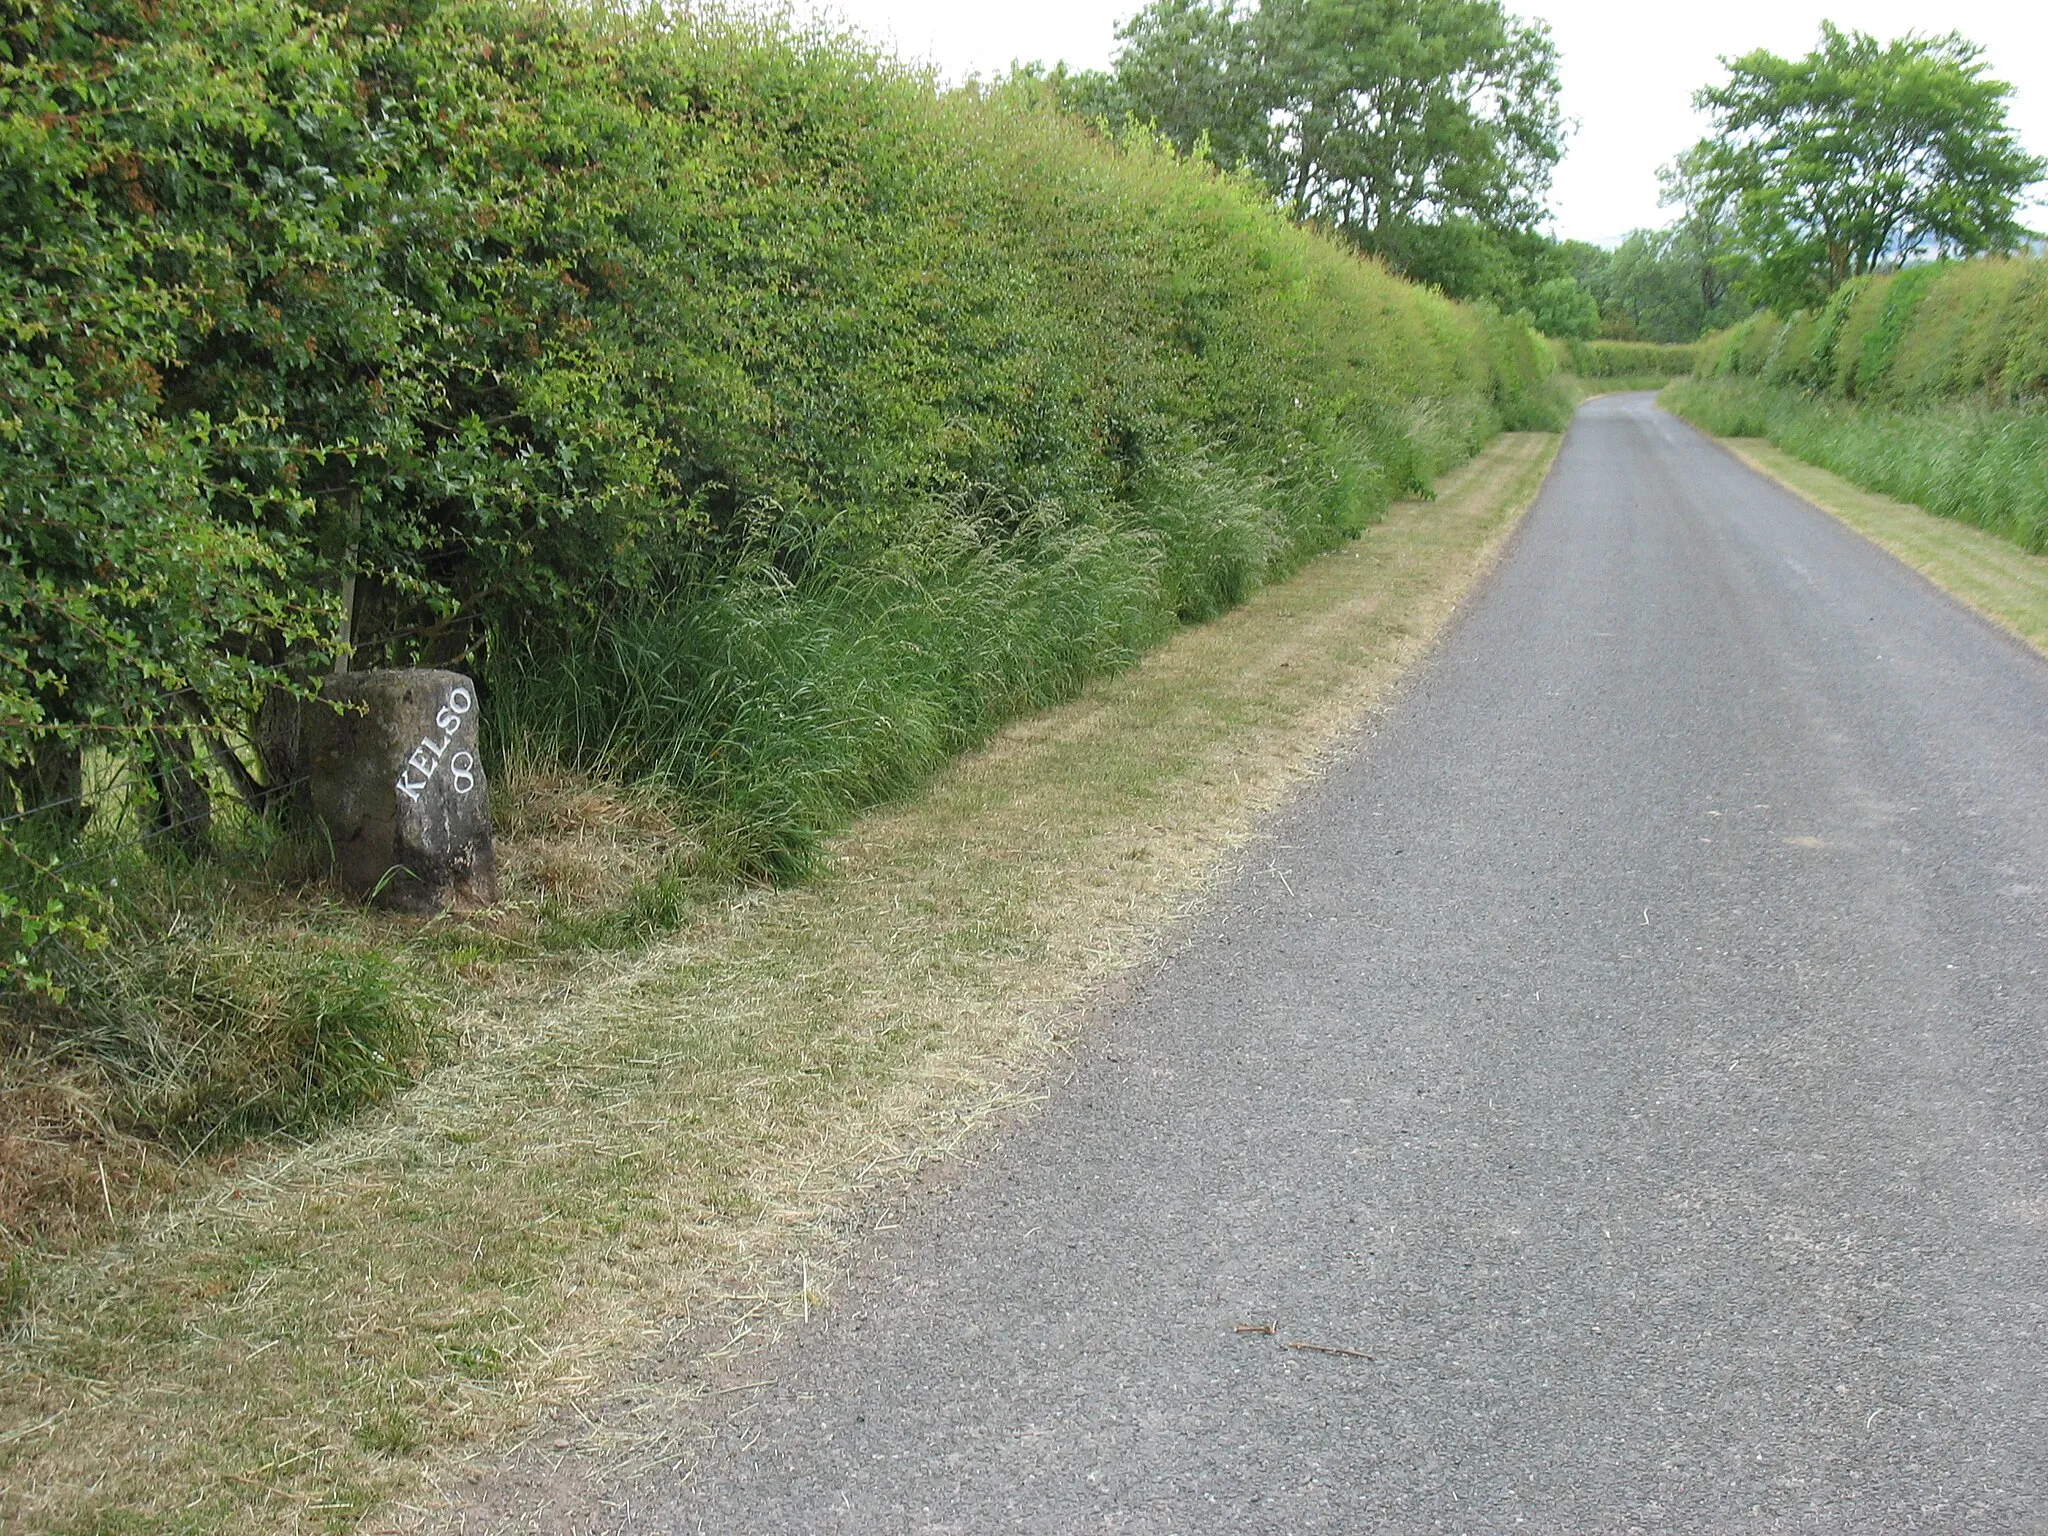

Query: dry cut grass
0,433,1558,1535
0,766,706,1259
1722,437,2048,658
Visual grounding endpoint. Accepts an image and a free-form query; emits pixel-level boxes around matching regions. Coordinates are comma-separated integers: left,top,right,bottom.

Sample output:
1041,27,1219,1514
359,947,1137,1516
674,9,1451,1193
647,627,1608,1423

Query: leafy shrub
3,0,1557,990
0,0,1540,901
1552,338,1696,378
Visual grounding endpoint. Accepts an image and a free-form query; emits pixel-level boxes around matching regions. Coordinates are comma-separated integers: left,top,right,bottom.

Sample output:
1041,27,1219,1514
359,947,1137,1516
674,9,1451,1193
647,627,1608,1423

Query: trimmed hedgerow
1691,257,2048,406
2,0,1562,969
1550,338,1695,379
1674,256,2048,555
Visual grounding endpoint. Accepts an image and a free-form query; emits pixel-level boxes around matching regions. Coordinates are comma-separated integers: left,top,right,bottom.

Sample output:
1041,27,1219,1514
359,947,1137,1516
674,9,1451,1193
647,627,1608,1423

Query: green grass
1,422,1517,1244
1662,377,2048,554
0,433,1558,1534
484,423,1507,881
0,763,725,1252
7,0,1563,1155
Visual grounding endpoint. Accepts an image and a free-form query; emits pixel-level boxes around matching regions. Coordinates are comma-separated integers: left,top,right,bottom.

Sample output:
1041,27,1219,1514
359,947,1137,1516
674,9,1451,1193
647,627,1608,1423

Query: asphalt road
631,396,2048,1531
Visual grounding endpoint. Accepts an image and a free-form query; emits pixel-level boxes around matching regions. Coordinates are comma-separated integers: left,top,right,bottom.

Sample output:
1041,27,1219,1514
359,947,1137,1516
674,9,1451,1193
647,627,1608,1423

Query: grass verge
1662,377,2048,554
0,768,716,1254
0,433,1558,1534
1709,436,2048,659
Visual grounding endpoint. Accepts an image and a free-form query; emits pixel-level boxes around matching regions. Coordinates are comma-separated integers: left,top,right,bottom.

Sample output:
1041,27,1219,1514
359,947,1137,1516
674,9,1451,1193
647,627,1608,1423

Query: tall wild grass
488,422,1500,876
1662,379,2048,554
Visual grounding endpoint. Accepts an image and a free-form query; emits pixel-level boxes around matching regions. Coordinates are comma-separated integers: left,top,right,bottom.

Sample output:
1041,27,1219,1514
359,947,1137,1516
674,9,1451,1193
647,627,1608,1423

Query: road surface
590,395,2048,1531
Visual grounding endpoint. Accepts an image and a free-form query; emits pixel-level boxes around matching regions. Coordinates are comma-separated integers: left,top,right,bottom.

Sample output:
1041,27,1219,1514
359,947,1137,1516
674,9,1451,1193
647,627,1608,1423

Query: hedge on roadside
1674,256,2048,554
1550,337,1695,379
2,0,1563,951
1691,257,2048,405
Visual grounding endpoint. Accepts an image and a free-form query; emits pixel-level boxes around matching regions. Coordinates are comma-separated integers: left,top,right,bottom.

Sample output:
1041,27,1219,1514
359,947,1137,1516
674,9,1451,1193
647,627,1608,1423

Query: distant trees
1653,153,1746,323
1047,12,2044,342
1683,24,2044,311
1076,0,1267,167
1580,171,1750,345
1055,0,1566,308
1595,232,1718,343
1528,274,1597,339
1579,23,2041,338
1043,0,1738,340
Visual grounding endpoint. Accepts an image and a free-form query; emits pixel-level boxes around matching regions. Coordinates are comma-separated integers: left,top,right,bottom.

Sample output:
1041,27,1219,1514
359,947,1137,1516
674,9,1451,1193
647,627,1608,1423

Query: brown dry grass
490,772,698,910
0,767,702,1258
0,432,1558,1534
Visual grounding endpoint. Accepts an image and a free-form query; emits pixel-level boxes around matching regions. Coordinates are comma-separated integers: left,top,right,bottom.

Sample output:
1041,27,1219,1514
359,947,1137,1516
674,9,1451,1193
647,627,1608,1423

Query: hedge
2,0,1563,984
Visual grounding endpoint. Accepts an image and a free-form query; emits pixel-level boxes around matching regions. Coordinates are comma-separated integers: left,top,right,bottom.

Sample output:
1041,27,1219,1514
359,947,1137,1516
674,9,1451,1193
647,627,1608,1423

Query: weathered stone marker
304,668,498,913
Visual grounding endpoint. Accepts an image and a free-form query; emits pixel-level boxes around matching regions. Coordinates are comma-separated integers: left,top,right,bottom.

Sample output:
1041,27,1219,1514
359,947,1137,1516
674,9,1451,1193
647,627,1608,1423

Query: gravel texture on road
595,395,2048,1531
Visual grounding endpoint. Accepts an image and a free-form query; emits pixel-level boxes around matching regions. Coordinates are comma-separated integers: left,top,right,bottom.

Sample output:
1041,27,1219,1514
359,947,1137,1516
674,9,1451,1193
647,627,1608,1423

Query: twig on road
1284,1340,1375,1360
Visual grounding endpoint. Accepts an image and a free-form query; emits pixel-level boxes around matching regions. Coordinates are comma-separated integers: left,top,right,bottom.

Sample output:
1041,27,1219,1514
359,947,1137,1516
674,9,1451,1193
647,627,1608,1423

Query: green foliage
1755,310,1814,386
0,0,348,992
1553,339,1696,379
1484,204,1750,346
1686,24,2045,311
1679,251,2048,556
1875,259,2048,403
3,0,1556,1012
1059,0,1565,307
1837,264,1942,398
1049,0,1266,171
1695,310,1783,378
1526,155,1750,345
1597,225,1749,343
1557,373,1682,402
1529,276,1598,339
487,372,1539,881
1693,256,2048,406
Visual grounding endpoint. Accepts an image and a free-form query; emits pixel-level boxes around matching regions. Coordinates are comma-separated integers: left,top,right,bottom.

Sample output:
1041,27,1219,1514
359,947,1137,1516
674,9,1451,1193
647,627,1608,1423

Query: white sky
792,0,2048,245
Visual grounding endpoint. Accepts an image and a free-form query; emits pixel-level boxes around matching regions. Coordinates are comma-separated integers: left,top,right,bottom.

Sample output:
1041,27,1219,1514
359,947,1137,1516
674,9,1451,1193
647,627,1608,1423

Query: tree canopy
1059,0,1565,306
1685,24,2044,311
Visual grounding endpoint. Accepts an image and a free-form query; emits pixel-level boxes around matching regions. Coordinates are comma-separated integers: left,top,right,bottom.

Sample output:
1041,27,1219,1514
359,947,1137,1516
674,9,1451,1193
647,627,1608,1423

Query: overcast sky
791,0,2048,246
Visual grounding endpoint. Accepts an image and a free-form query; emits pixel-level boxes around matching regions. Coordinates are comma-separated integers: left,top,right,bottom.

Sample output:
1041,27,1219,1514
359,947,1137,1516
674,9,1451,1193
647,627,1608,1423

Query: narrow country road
599,396,2048,1530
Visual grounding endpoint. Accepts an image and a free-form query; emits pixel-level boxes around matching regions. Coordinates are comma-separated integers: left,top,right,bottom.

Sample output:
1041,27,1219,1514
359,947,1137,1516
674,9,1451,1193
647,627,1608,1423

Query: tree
1687,24,2044,311
1094,0,1566,304
1083,0,1268,168
1596,230,1719,342
1529,274,1598,338
1656,149,1748,322
1555,239,1613,302
1251,0,1563,246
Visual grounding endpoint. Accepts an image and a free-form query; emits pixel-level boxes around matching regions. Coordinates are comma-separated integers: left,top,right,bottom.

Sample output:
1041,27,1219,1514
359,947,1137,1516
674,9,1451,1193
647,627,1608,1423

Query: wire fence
0,787,98,831
19,774,313,883
2,731,315,998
